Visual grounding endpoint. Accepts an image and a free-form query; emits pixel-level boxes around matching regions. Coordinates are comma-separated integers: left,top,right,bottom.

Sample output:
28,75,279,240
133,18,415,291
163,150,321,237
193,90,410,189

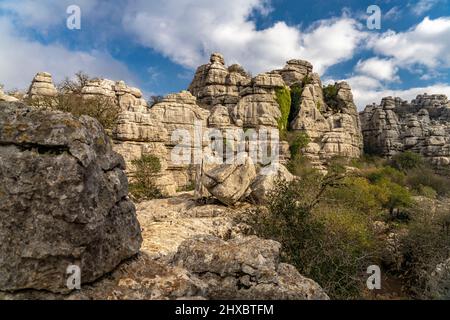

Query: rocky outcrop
26,72,57,99
172,235,329,300
189,54,363,171
0,87,18,102
20,52,364,199
0,193,328,300
0,101,142,293
250,164,294,204
189,52,251,109
113,91,210,195
291,79,363,170
360,94,450,165
202,155,256,206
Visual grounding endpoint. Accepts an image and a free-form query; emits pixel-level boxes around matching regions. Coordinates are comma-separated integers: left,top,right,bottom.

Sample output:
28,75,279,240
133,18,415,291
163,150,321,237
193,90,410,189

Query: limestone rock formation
172,235,329,300
291,79,363,170
0,87,18,102
113,91,210,195
189,52,251,109
0,101,142,293
360,94,450,165
190,54,363,171
202,155,256,206
0,193,328,300
26,72,57,99
20,52,365,199
250,164,294,204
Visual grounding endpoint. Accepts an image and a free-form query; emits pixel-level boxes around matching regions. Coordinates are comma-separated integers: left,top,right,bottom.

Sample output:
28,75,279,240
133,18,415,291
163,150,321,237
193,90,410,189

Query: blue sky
1,0,450,109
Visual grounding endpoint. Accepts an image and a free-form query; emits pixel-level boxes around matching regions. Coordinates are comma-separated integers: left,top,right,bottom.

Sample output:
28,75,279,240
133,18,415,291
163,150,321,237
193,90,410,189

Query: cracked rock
0,101,142,293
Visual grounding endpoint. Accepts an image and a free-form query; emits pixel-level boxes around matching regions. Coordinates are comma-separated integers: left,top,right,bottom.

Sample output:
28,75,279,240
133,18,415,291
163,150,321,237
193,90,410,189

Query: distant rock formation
360,94,450,166
0,87,18,102
0,101,142,293
26,72,57,100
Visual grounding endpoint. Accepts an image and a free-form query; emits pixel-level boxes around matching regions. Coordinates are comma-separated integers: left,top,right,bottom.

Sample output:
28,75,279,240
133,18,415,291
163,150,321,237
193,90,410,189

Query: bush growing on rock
246,163,380,299
323,84,341,112
129,154,163,201
390,151,424,172
398,204,450,299
26,71,121,131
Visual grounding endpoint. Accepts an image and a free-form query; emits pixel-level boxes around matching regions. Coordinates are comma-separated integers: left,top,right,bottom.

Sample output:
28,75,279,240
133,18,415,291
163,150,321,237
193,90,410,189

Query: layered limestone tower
189,53,363,170
360,94,450,166
26,72,58,99
23,54,364,195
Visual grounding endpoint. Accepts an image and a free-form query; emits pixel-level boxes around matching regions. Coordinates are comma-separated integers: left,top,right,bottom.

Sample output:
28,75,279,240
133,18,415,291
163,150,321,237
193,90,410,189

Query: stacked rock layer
360,94,450,166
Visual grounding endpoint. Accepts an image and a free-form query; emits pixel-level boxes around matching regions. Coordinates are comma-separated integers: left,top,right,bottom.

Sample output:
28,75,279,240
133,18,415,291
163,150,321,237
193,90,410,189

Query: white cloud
410,0,440,16
0,18,136,91
368,16,450,69
385,6,402,21
0,0,98,30
355,57,399,81
123,0,365,75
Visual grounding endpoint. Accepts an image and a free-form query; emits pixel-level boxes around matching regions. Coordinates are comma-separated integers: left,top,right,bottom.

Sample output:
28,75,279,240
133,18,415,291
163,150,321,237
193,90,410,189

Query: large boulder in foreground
250,164,294,204
0,102,142,293
202,155,256,206
172,235,329,300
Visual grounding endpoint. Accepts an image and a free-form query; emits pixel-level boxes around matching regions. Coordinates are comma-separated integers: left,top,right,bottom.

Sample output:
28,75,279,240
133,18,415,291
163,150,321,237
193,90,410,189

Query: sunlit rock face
360,94,450,166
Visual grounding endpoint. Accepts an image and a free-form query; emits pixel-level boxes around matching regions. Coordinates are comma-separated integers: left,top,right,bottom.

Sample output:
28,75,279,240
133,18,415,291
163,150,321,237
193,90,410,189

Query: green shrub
275,86,291,132
390,151,424,172
247,166,379,299
406,167,450,197
323,84,341,112
129,154,163,201
399,206,450,299
27,71,121,131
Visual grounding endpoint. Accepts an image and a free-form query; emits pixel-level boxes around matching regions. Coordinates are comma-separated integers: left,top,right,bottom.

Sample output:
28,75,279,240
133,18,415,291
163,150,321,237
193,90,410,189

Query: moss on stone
275,86,291,132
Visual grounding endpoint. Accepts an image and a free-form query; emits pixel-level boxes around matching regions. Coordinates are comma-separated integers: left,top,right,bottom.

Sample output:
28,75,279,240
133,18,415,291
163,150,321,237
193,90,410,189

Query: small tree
129,154,162,201
390,151,424,172
148,95,164,108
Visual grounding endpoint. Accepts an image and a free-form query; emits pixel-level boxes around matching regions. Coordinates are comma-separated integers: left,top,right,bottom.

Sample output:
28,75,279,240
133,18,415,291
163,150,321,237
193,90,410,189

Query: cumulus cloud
0,18,136,91
355,57,399,81
367,16,450,69
0,0,98,30
123,0,365,75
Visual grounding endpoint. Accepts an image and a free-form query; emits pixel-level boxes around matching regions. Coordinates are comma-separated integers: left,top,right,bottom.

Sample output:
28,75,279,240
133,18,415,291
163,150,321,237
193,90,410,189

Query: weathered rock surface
0,102,142,293
429,257,450,299
20,52,364,199
172,235,329,300
113,91,210,195
26,72,57,99
0,193,328,300
360,94,450,165
0,87,18,102
291,79,363,170
202,155,257,206
250,164,294,204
